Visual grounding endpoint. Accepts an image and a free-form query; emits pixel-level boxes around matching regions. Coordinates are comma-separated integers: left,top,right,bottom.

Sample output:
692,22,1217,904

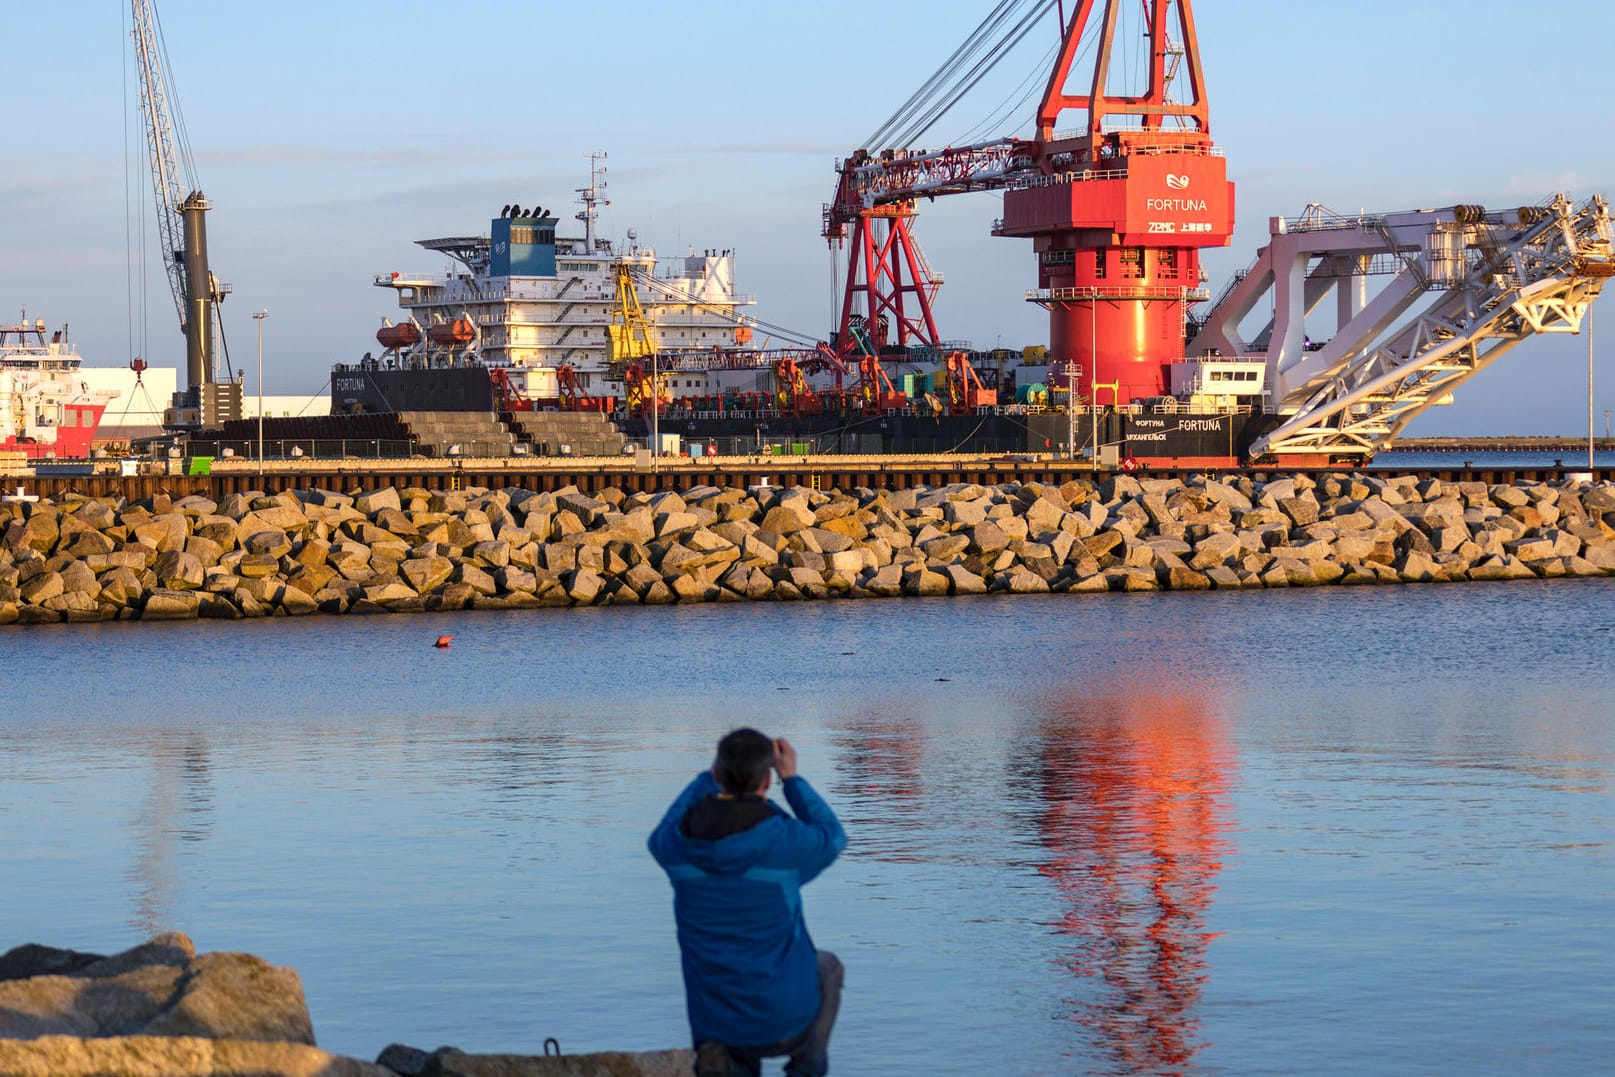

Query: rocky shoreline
0,934,687,1076
3,473,1613,625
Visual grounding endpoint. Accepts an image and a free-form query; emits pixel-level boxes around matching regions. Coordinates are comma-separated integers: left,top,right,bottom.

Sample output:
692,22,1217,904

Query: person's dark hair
714,727,774,795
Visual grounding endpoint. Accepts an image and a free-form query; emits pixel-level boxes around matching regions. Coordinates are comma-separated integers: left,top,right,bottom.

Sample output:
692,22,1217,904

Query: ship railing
183,439,419,461
1027,285,1212,303
1177,353,1268,364
1278,206,1388,234
1114,402,1254,416
1044,132,1225,156
375,273,444,287
1003,167,1127,191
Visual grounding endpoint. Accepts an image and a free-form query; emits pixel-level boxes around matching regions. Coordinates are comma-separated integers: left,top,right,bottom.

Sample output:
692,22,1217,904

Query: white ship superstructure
1,316,118,459
371,158,753,400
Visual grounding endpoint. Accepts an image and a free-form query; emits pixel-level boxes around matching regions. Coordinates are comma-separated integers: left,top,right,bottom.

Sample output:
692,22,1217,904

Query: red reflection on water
1035,691,1234,1075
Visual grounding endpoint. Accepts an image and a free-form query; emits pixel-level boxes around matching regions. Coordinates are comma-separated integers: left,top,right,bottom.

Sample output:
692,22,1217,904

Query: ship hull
1,403,108,460
625,408,1262,464
329,366,1265,465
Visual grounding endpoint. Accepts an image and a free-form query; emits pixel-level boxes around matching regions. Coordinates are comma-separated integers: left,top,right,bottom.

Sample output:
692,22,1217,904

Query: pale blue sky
4,1,1612,434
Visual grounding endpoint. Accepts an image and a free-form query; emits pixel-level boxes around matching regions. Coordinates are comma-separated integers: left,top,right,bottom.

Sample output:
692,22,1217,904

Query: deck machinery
819,0,1611,465
826,0,1234,408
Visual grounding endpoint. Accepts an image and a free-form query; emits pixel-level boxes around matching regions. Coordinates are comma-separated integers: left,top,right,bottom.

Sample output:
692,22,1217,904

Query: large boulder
380,1045,695,1077
0,933,313,1045
0,1036,393,1077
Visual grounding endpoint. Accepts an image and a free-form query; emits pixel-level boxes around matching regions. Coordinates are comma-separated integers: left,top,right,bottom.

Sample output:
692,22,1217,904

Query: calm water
3,583,1612,1075
1374,448,1615,470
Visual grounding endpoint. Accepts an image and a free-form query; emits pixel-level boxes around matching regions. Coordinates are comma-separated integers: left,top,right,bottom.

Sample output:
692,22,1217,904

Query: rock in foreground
0,935,694,1077
0,1035,391,1077
0,932,313,1043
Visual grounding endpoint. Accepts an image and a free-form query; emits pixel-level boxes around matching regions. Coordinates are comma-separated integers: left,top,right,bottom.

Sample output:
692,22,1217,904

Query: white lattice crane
131,0,235,428
1192,196,1613,463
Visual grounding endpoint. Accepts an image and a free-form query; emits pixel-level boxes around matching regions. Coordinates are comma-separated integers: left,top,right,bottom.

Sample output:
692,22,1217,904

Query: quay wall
9,453,1615,505
4,471,1615,626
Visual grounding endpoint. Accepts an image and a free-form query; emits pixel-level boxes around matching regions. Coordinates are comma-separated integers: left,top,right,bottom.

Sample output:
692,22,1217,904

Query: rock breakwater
0,934,691,1076
3,473,1613,624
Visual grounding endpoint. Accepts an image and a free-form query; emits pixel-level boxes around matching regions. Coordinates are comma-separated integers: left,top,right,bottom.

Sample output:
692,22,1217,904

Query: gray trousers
718,951,844,1077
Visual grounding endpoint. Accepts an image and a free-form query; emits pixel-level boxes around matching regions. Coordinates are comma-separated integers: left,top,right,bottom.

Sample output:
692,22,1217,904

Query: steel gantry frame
826,1,1233,407
1192,196,1614,462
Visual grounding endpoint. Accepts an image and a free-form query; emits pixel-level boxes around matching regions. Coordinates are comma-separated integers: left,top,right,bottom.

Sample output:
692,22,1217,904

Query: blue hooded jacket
648,770,846,1047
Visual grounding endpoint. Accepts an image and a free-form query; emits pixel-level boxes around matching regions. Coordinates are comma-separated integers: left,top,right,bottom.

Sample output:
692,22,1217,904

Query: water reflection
828,707,929,862
128,732,214,933
1030,688,1234,1075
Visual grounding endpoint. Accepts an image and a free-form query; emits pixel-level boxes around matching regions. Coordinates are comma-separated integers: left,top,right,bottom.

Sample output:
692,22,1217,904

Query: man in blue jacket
649,728,847,1077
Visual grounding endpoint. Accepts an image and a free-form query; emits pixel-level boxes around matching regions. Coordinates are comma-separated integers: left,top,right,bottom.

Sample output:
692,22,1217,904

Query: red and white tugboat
1,316,116,459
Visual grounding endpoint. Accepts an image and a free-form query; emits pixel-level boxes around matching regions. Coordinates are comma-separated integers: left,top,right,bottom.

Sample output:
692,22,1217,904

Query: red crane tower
825,0,1234,407
999,0,1234,404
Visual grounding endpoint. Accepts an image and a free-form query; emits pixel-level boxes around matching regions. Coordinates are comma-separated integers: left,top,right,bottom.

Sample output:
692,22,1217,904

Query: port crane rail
1194,196,1614,461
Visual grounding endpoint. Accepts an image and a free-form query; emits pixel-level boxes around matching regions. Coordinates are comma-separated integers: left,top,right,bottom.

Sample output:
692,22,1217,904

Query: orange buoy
434,635,454,648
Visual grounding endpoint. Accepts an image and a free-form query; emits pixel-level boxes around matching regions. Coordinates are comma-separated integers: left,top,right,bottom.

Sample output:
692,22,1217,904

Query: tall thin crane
131,0,236,429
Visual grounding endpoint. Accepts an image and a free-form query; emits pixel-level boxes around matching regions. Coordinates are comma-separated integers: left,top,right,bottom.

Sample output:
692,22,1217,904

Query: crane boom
130,0,189,333
824,140,1035,237
129,0,236,428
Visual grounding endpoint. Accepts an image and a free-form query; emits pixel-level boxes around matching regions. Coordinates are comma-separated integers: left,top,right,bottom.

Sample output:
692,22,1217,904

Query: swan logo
1165,173,1191,190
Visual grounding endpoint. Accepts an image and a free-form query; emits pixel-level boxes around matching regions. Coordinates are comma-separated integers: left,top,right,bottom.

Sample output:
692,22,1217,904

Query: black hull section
332,365,494,413
627,409,1263,463
326,363,1265,463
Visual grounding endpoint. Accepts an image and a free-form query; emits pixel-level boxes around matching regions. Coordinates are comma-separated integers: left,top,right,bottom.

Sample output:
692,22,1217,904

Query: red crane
826,0,1234,406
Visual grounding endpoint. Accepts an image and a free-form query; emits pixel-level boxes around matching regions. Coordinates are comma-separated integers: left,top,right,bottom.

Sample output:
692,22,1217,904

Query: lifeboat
428,319,476,346
734,325,753,344
376,323,422,350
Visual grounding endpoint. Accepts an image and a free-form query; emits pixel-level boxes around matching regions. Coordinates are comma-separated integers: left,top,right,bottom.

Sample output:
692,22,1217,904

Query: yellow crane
608,260,667,416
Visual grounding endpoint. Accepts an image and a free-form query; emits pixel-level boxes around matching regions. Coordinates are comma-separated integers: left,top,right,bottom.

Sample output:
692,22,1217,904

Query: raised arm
781,774,847,883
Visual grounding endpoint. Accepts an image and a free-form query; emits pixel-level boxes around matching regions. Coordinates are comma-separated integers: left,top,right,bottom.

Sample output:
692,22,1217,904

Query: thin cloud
667,143,847,157
1495,171,1590,199
202,143,534,170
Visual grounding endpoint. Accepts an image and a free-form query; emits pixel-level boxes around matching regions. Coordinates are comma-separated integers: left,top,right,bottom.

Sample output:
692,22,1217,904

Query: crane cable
865,0,1028,149
148,1,199,191
893,0,1059,149
950,25,1087,147
628,268,821,348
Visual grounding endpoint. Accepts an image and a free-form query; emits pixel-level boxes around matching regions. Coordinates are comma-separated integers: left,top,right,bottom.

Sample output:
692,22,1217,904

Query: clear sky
5,1,1612,435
